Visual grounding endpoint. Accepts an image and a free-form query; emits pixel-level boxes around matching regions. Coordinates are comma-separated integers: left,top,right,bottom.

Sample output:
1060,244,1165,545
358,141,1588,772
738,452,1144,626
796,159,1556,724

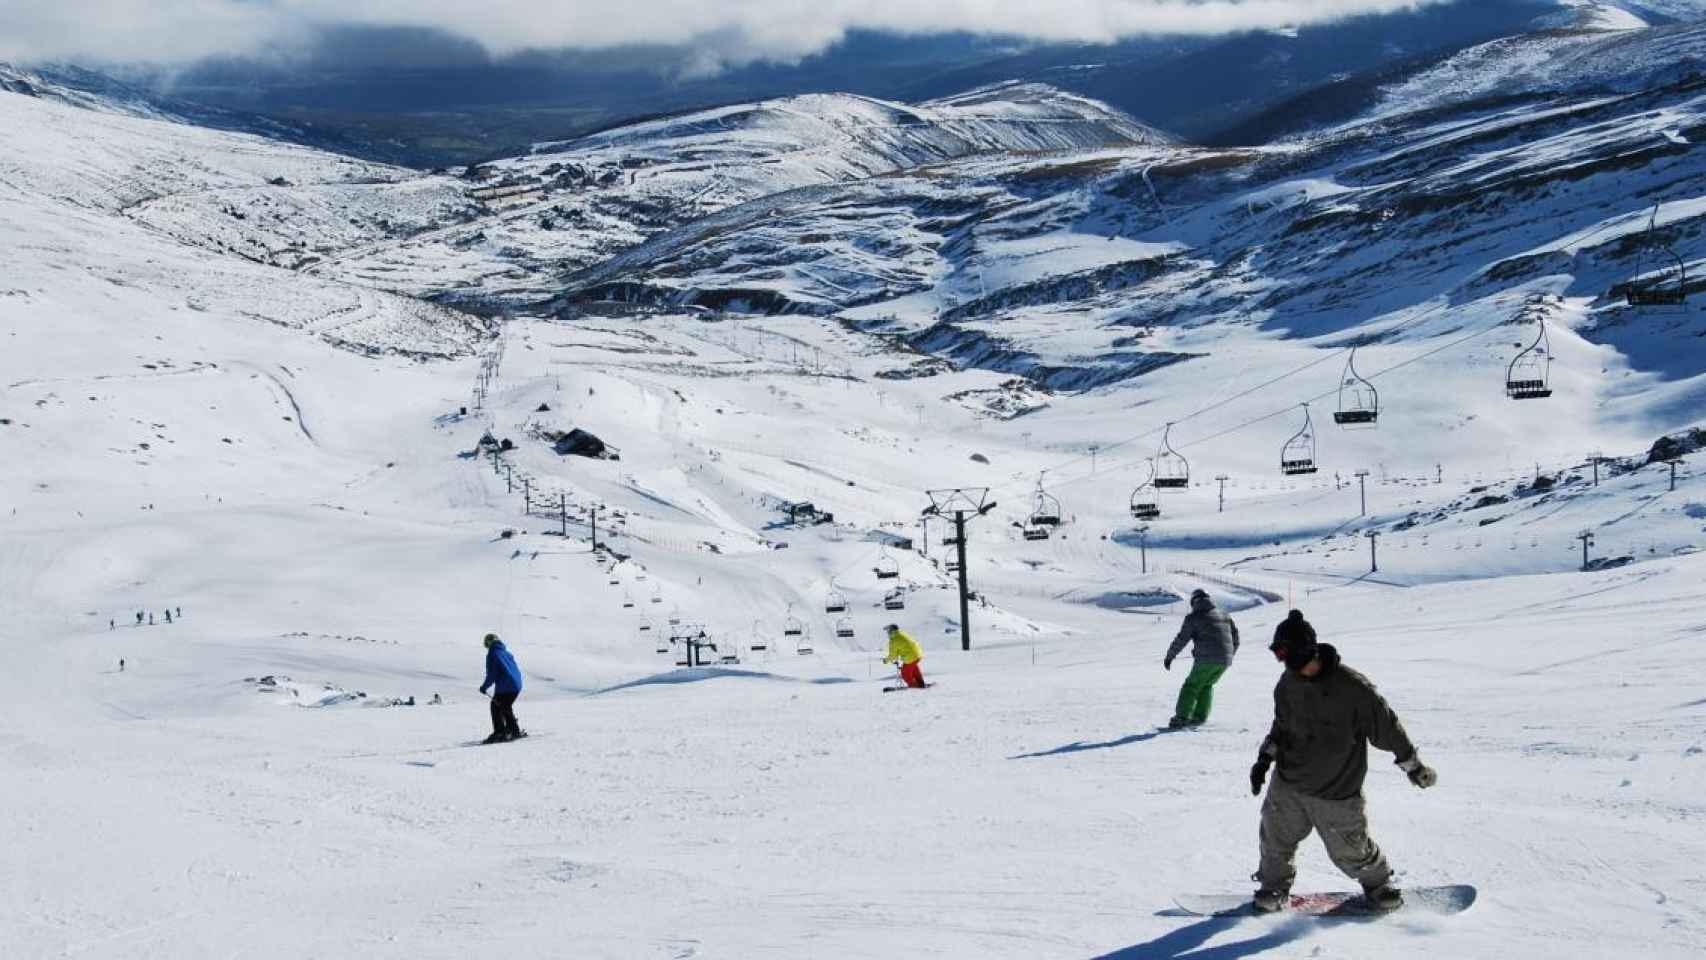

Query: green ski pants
1173,661,1229,723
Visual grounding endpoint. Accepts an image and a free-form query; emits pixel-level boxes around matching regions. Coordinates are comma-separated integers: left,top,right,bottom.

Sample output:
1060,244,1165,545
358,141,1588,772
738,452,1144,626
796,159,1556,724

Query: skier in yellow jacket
883,624,927,688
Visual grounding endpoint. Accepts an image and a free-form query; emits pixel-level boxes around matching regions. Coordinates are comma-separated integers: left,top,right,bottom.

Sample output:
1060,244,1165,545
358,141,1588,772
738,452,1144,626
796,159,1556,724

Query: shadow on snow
1008,729,1178,759
1091,914,1310,959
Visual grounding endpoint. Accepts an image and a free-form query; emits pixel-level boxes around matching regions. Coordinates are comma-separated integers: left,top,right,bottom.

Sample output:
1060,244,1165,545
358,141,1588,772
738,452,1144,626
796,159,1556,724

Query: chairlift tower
923,488,997,651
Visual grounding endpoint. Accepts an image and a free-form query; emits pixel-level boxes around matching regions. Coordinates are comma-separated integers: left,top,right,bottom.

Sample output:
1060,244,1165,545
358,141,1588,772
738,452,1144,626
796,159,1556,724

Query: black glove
1163,655,1174,671
1397,754,1437,789
1250,755,1273,796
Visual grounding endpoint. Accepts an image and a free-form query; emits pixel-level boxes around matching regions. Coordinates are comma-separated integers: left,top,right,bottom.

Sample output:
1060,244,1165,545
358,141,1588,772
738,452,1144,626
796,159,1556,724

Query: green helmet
483,633,500,648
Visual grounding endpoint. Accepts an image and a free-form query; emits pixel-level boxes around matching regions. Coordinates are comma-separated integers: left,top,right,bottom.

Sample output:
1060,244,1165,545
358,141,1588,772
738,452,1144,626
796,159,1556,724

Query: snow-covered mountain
3,15,1706,959
83,80,1164,309
547,21,1705,401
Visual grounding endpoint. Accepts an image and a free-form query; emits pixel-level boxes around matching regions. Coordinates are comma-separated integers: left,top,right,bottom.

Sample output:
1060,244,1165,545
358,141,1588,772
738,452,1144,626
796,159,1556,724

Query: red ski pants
900,661,926,688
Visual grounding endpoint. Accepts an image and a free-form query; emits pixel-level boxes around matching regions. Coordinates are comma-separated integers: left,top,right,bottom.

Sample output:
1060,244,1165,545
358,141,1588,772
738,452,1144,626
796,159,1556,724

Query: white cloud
0,0,1464,66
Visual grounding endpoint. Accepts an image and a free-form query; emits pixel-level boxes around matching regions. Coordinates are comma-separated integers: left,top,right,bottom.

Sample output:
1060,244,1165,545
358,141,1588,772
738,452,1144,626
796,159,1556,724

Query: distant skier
882,624,926,689
164,609,172,624
109,619,115,631
1164,588,1240,728
175,606,182,619
148,613,154,625
1248,610,1437,913
478,633,525,744
118,658,125,672
136,612,144,626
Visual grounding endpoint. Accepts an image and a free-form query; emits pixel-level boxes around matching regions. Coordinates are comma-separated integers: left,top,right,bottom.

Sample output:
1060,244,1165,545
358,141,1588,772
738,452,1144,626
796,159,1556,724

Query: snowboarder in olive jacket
479,633,525,743
1248,610,1437,913
1164,589,1239,728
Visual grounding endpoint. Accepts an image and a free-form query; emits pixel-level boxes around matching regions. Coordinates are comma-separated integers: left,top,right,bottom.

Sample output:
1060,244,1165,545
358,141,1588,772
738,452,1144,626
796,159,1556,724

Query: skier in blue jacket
479,633,525,743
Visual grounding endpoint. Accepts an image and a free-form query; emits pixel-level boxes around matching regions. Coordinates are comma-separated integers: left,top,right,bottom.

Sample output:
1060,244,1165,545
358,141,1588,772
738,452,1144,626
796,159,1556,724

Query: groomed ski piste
4,18,1706,959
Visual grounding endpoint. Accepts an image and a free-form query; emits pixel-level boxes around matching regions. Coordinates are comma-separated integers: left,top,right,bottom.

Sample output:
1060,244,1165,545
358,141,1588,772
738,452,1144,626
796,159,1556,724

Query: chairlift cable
1047,290,1534,495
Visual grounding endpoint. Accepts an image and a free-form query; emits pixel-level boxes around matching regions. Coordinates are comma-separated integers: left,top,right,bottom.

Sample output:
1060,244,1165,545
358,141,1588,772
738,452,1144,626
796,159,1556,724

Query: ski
882,683,935,692
459,731,538,747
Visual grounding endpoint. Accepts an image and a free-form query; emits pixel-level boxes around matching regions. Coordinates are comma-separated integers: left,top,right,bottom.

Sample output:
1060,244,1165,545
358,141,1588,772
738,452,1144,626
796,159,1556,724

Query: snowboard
1174,884,1476,918
882,683,935,693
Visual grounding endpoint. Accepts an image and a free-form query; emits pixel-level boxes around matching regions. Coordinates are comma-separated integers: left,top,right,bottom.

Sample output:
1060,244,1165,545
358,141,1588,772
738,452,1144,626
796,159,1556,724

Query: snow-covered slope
1364,18,1706,121
4,23,1706,960
0,82,490,358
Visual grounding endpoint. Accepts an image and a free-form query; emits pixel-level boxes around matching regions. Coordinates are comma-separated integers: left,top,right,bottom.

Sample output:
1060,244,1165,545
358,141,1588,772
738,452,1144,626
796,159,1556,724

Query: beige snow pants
1257,779,1392,892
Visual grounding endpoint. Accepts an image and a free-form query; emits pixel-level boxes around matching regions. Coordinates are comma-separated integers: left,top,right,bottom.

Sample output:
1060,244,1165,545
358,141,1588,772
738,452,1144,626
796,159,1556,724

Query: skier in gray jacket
1164,588,1239,728
1248,610,1438,913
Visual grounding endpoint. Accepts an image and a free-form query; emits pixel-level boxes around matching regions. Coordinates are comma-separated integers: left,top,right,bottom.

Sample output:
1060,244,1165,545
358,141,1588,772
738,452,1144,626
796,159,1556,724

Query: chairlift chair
795,624,815,656
835,617,856,639
1625,203,1690,307
622,590,635,609
1029,478,1062,526
1023,525,1050,541
1130,459,1162,520
650,585,663,604
873,548,900,580
1333,348,1380,427
783,605,805,637
1154,423,1190,489
1506,318,1554,400
1280,404,1319,476
750,620,768,653
824,589,848,614
669,606,683,626
883,589,906,611
717,634,741,665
